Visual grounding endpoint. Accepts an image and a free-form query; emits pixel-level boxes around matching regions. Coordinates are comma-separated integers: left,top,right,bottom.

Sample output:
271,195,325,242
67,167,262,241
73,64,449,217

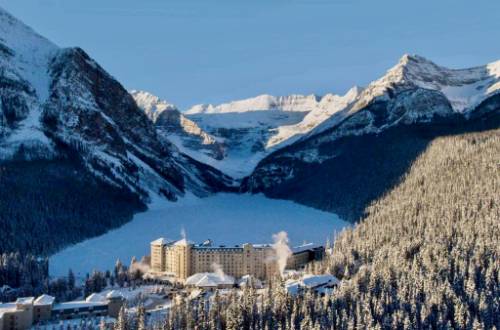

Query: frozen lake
50,193,349,277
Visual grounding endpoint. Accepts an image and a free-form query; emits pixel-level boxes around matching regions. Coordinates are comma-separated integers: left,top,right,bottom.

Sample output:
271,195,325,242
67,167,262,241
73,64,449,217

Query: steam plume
211,262,226,279
129,256,150,274
272,231,292,277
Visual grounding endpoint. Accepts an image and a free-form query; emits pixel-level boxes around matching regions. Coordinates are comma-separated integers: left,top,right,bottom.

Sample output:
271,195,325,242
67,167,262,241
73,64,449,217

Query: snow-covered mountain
185,94,325,114
0,7,232,200
135,90,362,178
242,54,500,221
0,7,232,254
0,7,58,159
136,55,499,180
131,90,225,161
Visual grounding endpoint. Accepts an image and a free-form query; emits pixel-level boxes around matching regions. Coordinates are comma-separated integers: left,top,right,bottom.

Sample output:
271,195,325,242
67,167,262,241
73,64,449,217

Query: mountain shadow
0,148,146,255
243,96,500,223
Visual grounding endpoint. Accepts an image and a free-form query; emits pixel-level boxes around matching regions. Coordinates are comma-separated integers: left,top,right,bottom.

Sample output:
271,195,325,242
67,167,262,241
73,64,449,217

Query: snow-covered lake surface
50,193,349,277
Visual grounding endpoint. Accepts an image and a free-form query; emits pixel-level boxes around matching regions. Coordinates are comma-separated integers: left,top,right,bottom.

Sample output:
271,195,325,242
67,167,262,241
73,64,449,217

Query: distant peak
131,90,179,122
396,54,439,71
346,85,364,96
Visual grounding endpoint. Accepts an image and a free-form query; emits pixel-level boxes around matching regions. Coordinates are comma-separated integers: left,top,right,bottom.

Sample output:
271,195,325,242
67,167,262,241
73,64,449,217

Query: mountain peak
130,90,178,122
0,6,58,102
398,53,433,65
359,54,500,113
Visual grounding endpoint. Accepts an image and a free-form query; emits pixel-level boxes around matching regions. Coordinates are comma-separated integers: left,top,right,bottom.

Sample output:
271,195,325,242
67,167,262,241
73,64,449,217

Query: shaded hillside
321,124,500,328
0,153,146,255
243,94,500,223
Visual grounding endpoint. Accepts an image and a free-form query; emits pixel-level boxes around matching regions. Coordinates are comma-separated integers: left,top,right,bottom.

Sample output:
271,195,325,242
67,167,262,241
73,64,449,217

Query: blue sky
1,0,499,109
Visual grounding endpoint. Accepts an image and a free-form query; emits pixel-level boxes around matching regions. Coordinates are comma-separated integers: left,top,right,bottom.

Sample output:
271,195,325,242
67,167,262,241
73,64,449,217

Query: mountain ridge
241,54,500,221
0,7,232,254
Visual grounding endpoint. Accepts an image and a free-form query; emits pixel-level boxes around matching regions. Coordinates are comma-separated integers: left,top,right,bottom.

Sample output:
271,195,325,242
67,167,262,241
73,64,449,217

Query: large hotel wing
150,237,325,281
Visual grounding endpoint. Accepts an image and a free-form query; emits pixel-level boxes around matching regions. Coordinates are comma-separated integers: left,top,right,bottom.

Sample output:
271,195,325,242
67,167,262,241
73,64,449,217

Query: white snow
300,274,339,288
150,237,170,246
182,92,363,178
0,7,59,155
34,294,55,306
185,272,235,288
50,193,348,277
0,7,58,102
185,94,319,114
85,293,106,303
130,90,178,122
357,54,500,114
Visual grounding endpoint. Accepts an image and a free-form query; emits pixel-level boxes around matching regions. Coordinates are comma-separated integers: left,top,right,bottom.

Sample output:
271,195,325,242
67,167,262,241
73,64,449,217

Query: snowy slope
131,90,225,161
50,193,349,277
353,54,500,114
0,7,58,158
137,54,499,179
130,90,361,178
130,90,178,121
283,54,500,153
185,94,321,114
0,7,232,206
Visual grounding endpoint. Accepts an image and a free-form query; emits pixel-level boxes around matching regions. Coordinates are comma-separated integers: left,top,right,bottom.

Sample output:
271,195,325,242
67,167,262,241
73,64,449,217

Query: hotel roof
34,294,55,306
15,297,34,305
291,242,322,254
185,272,235,287
173,238,193,246
85,293,106,303
151,237,170,246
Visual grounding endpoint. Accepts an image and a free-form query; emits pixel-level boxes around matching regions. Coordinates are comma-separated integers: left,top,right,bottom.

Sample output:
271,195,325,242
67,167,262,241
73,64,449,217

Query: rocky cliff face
0,8,232,254
142,88,363,179
131,90,225,162
242,55,500,221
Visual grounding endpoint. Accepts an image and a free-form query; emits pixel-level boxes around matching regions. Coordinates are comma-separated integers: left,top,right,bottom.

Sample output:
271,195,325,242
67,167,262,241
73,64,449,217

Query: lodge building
150,237,324,281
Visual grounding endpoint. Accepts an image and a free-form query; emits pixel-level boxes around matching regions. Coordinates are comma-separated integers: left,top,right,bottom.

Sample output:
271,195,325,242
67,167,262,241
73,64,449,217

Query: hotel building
150,237,324,281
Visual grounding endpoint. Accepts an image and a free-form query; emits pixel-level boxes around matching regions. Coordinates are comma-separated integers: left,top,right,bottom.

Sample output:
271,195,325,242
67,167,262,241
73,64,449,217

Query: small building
285,274,340,296
287,243,325,270
0,292,124,330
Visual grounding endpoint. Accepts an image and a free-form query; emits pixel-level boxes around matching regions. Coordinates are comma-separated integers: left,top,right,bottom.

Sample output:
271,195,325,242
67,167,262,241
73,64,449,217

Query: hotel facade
150,237,324,281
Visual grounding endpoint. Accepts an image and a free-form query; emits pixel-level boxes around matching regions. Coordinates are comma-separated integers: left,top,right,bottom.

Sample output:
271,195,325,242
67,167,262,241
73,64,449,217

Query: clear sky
1,0,499,109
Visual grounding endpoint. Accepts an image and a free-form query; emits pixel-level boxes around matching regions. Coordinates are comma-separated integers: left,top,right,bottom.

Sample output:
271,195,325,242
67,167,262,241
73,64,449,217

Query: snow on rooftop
15,297,34,305
174,238,193,246
300,274,339,288
238,275,263,288
185,272,235,287
52,300,107,311
0,303,16,315
151,237,169,246
285,274,339,295
34,294,55,306
105,290,123,299
292,242,322,254
85,293,106,303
